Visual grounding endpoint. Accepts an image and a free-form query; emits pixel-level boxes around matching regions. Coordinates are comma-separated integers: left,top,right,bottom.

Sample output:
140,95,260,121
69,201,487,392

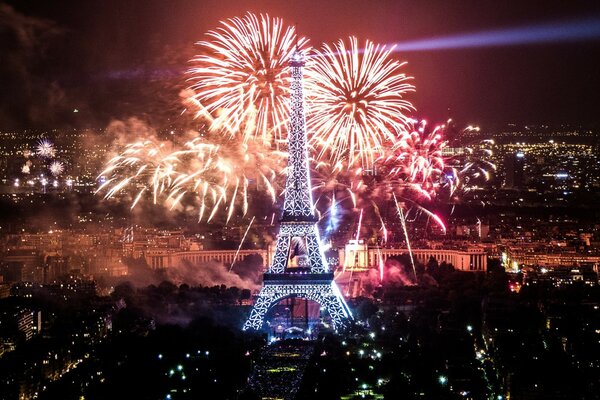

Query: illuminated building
1,250,43,282
504,151,525,188
341,241,488,272
507,250,600,270
144,248,271,269
44,255,70,283
0,307,38,342
243,50,352,331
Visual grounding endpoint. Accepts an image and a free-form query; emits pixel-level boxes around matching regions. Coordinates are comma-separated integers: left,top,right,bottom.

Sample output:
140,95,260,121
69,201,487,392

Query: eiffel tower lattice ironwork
243,50,352,332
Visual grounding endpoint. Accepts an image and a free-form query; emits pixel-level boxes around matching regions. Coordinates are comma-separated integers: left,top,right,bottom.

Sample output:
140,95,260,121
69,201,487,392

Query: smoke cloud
0,4,68,127
165,259,262,291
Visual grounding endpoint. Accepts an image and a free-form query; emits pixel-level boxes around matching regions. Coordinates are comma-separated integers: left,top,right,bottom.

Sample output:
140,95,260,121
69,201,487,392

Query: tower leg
270,235,290,273
305,229,327,273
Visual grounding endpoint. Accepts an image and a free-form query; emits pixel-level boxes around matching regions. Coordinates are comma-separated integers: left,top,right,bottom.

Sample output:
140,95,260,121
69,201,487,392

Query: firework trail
393,193,417,280
229,215,256,272
323,193,339,242
187,12,308,146
377,247,384,282
372,202,388,243
305,36,414,168
355,208,363,241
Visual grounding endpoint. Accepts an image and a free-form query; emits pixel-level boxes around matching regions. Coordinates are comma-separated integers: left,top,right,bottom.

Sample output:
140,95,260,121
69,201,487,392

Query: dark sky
1,0,600,129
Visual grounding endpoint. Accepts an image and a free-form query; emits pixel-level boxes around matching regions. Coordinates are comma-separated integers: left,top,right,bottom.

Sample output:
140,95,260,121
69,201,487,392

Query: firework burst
98,139,181,210
169,137,286,223
305,36,414,168
49,161,64,177
365,119,496,238
36,139,56,158
381,119,495,202
98,134,286,223
187,12,308,146
382,119,445,202
22,161,32,174
99,13,496,235
441,121,496,199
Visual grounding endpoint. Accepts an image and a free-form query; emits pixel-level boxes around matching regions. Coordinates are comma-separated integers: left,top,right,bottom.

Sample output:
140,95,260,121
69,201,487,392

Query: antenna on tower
294,22,299,49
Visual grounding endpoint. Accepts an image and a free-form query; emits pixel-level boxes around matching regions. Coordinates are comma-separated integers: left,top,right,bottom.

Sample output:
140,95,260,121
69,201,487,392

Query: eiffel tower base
242,273,351,332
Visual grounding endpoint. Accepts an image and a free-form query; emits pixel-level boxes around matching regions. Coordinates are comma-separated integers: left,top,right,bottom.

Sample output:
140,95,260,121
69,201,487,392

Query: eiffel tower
243,50,352,332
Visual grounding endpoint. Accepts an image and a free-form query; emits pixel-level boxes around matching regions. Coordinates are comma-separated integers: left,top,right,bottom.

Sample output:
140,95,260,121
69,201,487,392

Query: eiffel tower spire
281,49,316,222
270,49,324,274
243,49,352,332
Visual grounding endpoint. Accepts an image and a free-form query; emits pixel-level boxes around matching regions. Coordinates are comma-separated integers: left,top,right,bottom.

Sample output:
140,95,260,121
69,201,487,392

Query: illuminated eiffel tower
243,50,352,332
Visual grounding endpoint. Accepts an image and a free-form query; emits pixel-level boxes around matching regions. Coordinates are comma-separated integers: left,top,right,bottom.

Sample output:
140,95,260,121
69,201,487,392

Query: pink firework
383,119,445,201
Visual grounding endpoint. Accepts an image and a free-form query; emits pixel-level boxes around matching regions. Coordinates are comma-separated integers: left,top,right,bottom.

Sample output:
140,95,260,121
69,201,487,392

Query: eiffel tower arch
243,50,352,332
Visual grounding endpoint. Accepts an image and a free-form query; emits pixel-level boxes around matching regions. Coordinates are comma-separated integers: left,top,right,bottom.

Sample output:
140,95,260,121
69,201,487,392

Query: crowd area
245,339,315,400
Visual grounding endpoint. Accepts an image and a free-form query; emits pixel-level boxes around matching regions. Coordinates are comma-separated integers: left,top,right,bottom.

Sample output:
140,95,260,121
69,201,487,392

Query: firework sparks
170,137,285,222
441,122,496,198
98,135,285,222
49,161,64,177
393,194,417,280
229,215,256,272
305,36,414,168
36,139,56,158
383,119,445,202
98,139,182,209
355,208,363,241
311,158,362,231
187,12,308,145
22,161,31,174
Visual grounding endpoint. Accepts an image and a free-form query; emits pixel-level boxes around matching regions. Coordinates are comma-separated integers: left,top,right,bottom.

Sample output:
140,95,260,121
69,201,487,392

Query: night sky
1,0,600,129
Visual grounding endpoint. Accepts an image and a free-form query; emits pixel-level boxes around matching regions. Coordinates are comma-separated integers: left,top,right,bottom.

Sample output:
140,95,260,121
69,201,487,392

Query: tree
426,256,439,274
240,289,251,301
112,281,135,302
